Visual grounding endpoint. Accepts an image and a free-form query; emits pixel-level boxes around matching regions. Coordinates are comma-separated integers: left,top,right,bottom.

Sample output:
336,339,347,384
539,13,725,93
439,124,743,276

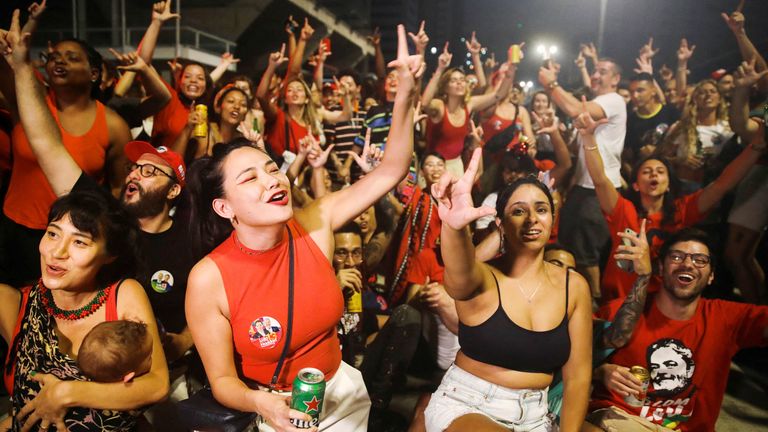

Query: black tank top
458,269,571,373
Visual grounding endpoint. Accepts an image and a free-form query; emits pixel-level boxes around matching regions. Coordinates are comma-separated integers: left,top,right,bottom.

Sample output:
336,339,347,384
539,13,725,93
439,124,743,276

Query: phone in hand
616,228,637,273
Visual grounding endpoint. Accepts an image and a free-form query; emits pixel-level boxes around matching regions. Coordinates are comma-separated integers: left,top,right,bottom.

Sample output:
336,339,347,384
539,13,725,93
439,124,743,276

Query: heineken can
290,368,326,428
625,365,650,407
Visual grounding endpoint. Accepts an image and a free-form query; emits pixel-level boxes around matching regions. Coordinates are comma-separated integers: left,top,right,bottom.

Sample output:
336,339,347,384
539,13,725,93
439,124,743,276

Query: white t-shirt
574,92,627,188
673,120,734,159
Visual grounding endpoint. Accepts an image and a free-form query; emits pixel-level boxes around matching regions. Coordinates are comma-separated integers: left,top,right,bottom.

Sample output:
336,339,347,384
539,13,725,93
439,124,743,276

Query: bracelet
547,81,560,90
584,144,598,151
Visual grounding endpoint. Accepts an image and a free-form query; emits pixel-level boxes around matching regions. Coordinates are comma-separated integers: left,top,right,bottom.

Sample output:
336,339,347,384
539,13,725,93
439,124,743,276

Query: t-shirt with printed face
591,296,768,431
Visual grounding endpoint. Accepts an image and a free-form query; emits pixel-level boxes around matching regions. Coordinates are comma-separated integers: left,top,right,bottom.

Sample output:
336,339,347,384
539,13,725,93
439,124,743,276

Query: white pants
256,361,370,431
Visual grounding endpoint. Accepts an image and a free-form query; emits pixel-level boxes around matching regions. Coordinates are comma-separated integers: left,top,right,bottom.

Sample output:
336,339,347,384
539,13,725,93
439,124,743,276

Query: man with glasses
585,228,768,432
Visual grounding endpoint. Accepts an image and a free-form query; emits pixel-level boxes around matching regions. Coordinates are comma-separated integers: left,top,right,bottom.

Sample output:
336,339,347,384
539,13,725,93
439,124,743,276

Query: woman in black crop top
424,149,593,432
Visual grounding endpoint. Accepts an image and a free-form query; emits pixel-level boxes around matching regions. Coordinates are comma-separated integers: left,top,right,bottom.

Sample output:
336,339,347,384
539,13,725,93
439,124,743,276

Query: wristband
584,144,598,151
547,81,559,90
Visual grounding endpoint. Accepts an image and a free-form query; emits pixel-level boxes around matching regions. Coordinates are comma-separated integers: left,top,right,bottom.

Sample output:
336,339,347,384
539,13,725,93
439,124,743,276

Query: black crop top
458,269,571,373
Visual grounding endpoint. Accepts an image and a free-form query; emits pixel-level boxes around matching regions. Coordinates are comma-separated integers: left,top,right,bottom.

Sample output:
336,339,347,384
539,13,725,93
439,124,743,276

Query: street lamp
536,44,558,60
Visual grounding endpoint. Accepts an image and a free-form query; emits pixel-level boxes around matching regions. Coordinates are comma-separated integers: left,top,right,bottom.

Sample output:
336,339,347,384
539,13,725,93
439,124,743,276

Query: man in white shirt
539,58,627,302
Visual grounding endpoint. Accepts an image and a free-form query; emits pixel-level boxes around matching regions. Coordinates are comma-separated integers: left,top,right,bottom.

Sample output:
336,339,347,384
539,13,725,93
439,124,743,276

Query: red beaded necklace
39,280,111,321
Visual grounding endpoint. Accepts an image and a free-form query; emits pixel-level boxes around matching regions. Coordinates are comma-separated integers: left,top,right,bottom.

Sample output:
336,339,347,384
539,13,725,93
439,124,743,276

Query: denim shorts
424,364,557,432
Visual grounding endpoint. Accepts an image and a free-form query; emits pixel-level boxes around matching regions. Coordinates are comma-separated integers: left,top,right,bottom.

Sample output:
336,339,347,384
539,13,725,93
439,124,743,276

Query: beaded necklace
39,280,111,321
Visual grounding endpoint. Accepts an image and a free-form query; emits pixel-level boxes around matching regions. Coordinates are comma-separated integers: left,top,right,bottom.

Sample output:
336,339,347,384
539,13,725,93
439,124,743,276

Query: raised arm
574,99,618,214
1,9,81,195
722,9,768,90
287,18,314,83
368,27,386,81
210,52,240,85
697,122,766,214
729,58,766,141
256,44,288,122
433,149,496,300
301,24,425,238
674,38,695,109
284,15,299,58
466,32,486,89
109,49,171,119
539,63,607,120
320,77,352,124
533,109,572,187
574,52,591,88
137,0,180,64
421,42,450,119
601,219,651,349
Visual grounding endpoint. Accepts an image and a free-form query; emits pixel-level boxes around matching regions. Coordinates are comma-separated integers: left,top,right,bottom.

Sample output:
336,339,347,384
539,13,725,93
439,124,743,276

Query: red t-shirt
151,81,191,150
265,109,312,157
405,247,444,286
601,192,704,302
208,219,344,390
591,296,768,431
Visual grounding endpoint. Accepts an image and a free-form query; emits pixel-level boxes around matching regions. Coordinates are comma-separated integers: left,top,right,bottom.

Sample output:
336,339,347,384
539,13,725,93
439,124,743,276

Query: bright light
466,60,472,65
519,81,526,87
550,46,558,55
430,46,437,54
466,52,471,58
481,48,487,55
460,37,466,42
537,45,545,54
535,43,559,59
526,81,533,88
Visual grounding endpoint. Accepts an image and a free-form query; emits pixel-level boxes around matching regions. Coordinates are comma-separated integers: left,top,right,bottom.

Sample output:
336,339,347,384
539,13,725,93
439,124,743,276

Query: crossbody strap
270,226,295,390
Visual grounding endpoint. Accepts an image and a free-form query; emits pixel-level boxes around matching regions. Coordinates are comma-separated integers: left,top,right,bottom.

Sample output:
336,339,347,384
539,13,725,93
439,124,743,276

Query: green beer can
290,368,326,428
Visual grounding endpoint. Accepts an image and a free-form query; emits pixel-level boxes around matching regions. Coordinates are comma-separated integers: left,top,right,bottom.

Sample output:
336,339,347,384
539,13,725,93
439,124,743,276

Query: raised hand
237,121,266,150
413,101,428,125
284,15,298,35
109,49,148,72
580,42,598,62
437,42,452,71
537,61,558,87
220,52,240,67
268,44,288,69
638,37,659,60
431,148,496,230
733,57,768,88
465,31,482,56
574,52,586,69
407,21,429,55
614,219,651,276
27,0,47,20
300,18,314,41
367,26,381,47
484,52,497,70
303,135,334,169
152,0,180,23
532,109,559,135
721,10,745,34
344,128,382,174
574,96,608,136
387,24,426,96
633,55,653,75
468,119,483,144
0,9,32,70
317,40,331,62
676,38,695,64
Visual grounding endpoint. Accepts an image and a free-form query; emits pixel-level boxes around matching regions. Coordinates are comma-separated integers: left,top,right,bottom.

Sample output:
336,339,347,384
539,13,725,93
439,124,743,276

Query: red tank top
208,219,343,390
265,109,313,156
426,106,469,159
4,97,110,229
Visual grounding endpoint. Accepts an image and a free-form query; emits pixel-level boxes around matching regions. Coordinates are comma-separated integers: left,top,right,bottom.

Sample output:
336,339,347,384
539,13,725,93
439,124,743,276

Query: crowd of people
0,0,767,431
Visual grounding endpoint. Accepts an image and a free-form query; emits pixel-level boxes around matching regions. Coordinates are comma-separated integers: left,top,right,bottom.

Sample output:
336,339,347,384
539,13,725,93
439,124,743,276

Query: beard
121,181,173,219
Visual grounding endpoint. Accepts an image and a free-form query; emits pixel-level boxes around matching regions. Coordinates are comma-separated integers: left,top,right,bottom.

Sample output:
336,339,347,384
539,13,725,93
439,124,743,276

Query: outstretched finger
443,41,450,54
432,172,454,202
419,20,426,34
736,0,746,13
279,43,286,59
9,9,21,35
397,24,408,59
580,95,589,113
463,147,483,183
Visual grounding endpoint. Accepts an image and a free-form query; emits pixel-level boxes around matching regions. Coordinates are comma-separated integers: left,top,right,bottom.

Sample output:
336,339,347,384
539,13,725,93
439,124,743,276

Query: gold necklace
515,278,542,303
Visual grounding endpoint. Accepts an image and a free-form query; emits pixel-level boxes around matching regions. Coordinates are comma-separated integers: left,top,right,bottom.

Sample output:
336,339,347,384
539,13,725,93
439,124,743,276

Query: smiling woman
0,190,169,431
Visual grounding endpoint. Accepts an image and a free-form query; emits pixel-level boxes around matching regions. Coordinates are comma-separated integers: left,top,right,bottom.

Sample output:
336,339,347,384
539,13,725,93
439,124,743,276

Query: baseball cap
124,141,186,187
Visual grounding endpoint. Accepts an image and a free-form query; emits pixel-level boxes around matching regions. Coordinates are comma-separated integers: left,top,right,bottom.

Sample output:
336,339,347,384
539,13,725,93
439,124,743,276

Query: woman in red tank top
421,40,517,174
185,27,423,431
0,35,131,286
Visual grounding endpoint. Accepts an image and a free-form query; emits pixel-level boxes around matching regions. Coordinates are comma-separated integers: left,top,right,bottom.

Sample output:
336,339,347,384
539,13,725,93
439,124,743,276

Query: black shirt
626,104,679,153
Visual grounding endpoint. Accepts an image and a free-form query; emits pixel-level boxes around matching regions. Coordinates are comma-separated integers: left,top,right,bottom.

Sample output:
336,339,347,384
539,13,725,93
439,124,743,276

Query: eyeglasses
333,248,363,261
666,250,711,268
129,163,176,182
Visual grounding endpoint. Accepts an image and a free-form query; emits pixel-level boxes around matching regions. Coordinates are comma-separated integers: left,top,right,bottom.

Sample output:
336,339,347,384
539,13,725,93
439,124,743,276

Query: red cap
711,68,727,81
124,141,186,187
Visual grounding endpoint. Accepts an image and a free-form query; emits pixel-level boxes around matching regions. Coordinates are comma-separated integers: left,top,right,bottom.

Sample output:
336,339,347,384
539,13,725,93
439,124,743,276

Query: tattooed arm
600,219,651,350
364,192,403,270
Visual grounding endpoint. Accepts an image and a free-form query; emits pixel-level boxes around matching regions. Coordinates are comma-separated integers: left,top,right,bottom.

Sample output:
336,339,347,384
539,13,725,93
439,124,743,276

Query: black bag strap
269,226,295,390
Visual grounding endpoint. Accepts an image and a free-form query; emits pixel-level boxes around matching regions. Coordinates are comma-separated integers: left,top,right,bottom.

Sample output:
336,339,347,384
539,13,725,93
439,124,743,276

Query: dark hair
338,69,361,86
598,57,623,77
495,176,555,218
658,227,716,271
336,221,364,239
545,242,575,256
492,152,537,193
212,86,251,123
47,190,140,286
624,156,680,226
186,138,265,255
177,61,214,106
420,151,446,168
631,72,654,84
230,74,255,97
529,91,551,110
55,39,103,100
78,320,151,382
